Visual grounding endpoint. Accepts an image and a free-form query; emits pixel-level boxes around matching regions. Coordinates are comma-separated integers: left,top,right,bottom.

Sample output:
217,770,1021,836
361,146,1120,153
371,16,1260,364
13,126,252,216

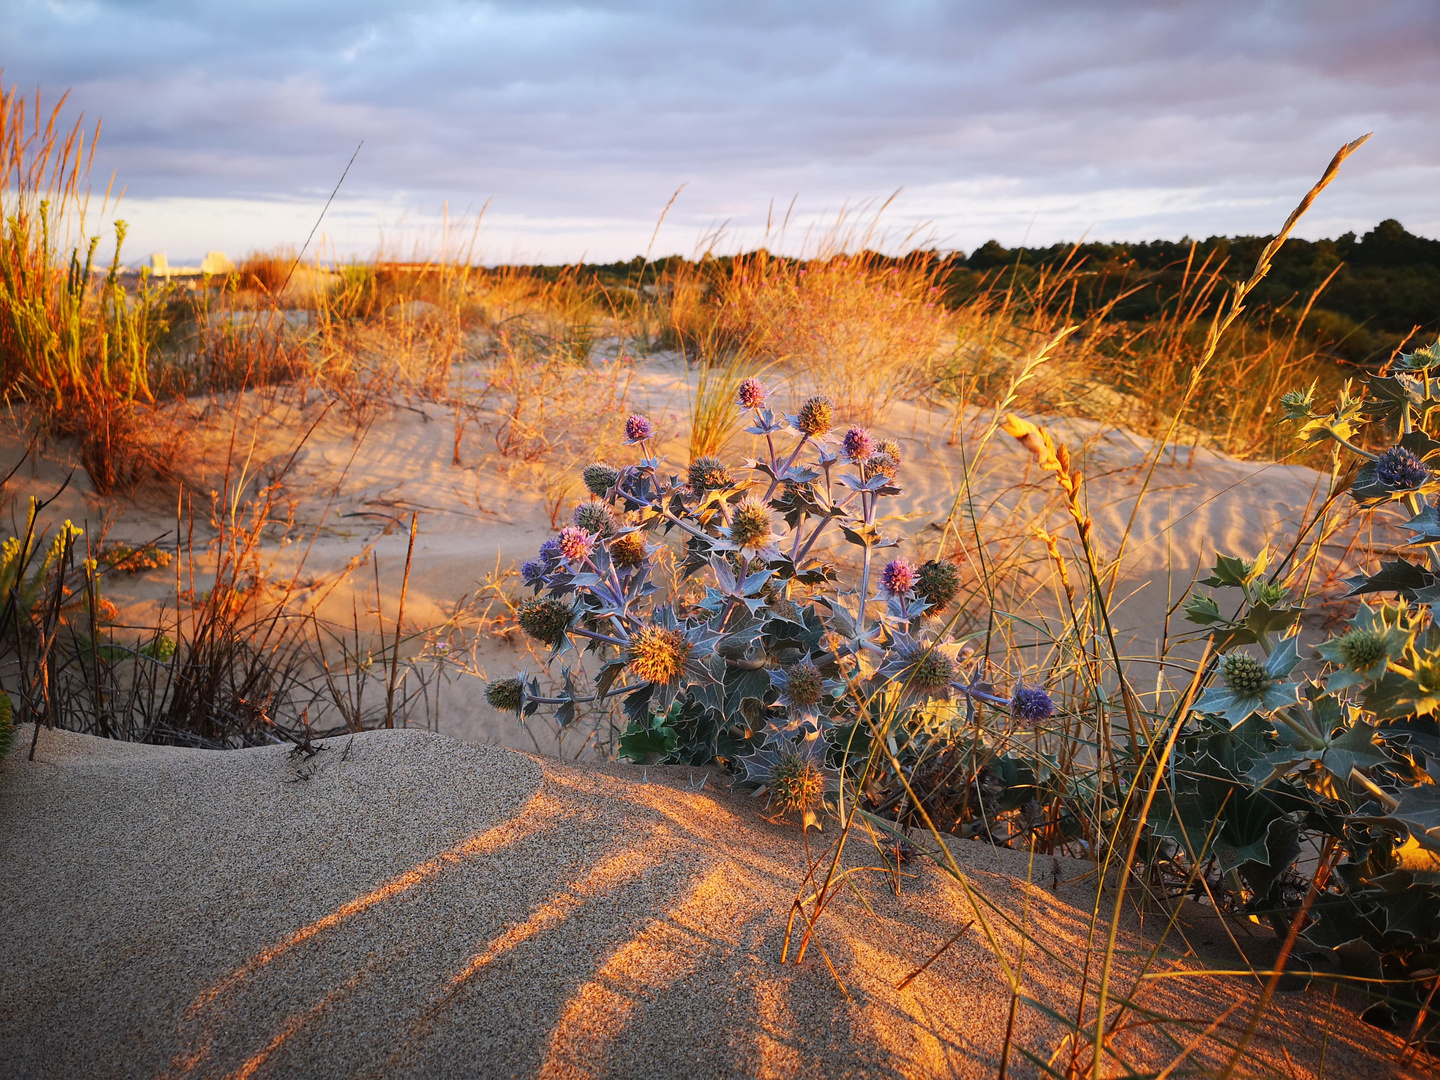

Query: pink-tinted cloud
4,1,1437,260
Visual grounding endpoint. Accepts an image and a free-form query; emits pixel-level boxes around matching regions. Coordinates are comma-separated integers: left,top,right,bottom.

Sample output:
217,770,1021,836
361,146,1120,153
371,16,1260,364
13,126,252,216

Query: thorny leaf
1345,559,1437,600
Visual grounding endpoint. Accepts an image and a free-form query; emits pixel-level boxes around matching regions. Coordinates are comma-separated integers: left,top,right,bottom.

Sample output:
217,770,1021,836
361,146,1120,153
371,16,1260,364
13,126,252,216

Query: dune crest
0,726,1414,1078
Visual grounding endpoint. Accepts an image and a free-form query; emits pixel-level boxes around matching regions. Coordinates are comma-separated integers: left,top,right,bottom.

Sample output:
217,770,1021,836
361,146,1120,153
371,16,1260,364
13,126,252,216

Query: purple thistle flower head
880,557,918,596
624,414,655,443
1376,445,1428,489
736,377,768,410
538,538,563,564
1011,685,1055,724
556,526,597,566
520,558,548,587
842,426,873,463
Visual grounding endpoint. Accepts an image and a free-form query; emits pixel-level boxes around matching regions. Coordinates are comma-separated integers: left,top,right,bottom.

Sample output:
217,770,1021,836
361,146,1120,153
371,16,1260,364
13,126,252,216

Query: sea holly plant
1191,636,1303,726
484,379,1058,824
1182,546,1303,653
1171,338,1440,1030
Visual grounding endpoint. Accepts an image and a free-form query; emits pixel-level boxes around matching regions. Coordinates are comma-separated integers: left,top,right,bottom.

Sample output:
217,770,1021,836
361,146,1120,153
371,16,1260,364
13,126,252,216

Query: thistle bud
737,377,767,409
484,677,525,713
1221,653,1269,695
688,456,734,492
517,597,571,646
571,500,617,538
729,499,775,550
915,559,961,612
582,462,620,497
624,415,655,443
796,395,835,437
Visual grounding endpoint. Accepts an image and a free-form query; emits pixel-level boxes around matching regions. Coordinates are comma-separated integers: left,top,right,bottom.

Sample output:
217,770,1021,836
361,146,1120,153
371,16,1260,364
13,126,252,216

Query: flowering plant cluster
486,377,1054,817
1171,338,1440,1029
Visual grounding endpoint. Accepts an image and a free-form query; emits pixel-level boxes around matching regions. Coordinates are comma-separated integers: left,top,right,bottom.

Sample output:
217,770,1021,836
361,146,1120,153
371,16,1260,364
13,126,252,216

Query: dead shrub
235,249,296,297
54,393,182,496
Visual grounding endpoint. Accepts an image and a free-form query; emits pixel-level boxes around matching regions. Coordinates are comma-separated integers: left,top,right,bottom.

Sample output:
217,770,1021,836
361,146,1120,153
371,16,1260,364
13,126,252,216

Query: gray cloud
3,0,1438,260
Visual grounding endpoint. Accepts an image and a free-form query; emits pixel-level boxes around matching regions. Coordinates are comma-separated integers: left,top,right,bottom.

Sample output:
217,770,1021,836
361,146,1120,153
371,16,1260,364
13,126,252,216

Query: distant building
148,251,233,277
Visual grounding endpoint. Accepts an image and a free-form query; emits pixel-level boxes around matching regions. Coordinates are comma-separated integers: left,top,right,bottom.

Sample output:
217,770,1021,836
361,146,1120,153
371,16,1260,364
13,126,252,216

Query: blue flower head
1375,445,1428,490
1011,685,1055,723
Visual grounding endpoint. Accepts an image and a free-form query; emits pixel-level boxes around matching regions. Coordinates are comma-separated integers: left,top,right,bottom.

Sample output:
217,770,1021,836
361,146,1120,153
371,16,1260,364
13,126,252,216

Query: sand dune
0,354,1380,755
0,355,1382,760
0,724,1417,1079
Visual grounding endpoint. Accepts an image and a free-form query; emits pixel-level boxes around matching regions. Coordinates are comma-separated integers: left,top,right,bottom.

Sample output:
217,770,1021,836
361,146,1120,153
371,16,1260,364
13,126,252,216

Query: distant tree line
955,219,1440,362
505,219,1440,364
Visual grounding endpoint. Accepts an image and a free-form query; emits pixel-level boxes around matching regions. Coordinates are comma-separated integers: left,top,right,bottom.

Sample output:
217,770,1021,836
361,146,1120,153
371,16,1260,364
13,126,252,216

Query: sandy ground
0,354,1382,758
0,724,1420,1080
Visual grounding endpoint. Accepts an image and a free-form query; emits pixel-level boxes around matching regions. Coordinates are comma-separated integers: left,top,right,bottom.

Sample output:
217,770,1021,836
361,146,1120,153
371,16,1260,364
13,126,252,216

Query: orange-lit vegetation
4,80,1439,1074
0,81,1373,497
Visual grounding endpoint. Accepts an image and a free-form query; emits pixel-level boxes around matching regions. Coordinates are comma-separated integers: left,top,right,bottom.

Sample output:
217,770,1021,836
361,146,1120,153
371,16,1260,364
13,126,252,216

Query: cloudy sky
4,0,1438,264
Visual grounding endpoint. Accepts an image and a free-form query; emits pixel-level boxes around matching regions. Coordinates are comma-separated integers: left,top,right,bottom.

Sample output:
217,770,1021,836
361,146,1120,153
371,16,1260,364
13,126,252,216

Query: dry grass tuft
665,248,951,426
234,249,296,297
63,392,182,495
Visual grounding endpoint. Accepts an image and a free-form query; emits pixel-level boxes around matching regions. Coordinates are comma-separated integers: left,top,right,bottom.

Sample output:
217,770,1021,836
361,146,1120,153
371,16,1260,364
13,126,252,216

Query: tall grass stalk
774,136,1375,1076
0,85,178,492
